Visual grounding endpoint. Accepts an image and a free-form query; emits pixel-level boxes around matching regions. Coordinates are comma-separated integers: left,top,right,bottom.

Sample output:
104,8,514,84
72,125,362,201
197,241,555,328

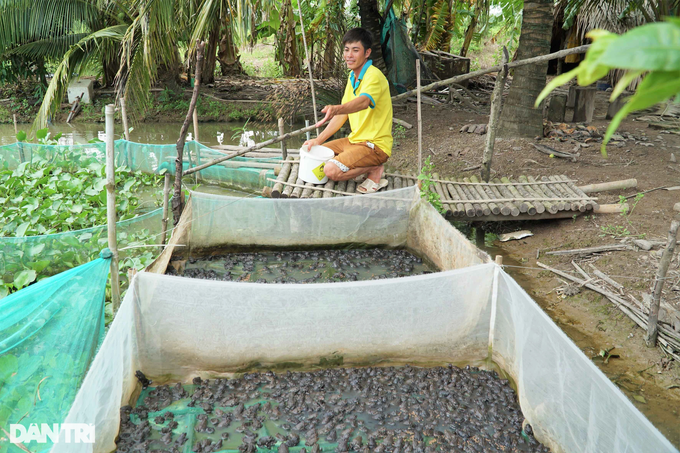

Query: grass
240,40,283,78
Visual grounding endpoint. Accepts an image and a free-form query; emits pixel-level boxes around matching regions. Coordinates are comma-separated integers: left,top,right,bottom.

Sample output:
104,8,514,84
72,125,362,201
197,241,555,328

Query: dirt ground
387,88,680,446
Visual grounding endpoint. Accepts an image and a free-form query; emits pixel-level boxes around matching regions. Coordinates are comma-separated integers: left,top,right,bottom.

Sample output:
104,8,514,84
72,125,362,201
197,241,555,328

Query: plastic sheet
0,252,111,453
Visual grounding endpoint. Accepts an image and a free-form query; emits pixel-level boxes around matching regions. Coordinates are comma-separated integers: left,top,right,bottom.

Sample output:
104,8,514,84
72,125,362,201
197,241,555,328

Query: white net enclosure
54,189,677,453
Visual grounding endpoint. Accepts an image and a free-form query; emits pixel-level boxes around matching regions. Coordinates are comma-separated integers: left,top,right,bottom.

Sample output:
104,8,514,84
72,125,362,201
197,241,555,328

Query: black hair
342,28,373,53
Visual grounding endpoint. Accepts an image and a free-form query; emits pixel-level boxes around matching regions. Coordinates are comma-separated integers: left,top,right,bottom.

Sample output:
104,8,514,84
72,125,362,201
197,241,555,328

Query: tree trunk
459,11,478,57
499,0,554,138
359,0,386,72
278,0,301,77
218,20,244,76
202,22,219,84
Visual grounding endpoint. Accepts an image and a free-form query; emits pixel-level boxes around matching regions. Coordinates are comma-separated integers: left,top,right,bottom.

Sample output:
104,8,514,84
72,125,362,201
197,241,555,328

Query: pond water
0,121,307,149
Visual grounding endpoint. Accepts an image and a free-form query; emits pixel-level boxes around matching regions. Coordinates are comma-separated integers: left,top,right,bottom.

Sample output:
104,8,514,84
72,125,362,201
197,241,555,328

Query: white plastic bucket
299,145,335,184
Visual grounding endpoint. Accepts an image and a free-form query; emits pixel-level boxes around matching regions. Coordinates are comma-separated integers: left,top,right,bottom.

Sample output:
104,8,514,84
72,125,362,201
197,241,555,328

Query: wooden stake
193,109,199,143
120,97,130,141
481,47,508,182
579,179,637,194
646,213,680,347
14,114,25,163
416,59,422,174
105,104,121,312
13,113,17,134
495,255,503,265
173,40,205,224
296,0,319,135
305,120,311,140
161,173,171,246
279,118,288,160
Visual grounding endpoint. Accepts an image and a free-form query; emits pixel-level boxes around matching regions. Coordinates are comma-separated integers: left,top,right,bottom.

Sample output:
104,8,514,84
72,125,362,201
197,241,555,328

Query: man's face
343,41,371,71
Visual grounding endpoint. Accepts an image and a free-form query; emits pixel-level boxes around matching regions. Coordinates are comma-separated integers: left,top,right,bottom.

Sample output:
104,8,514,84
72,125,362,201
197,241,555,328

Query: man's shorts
323,138,389,173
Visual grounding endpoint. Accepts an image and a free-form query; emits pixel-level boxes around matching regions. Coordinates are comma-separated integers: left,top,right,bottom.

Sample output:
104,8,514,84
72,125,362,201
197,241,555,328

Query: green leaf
13,269,36,289
600,22,680,72
15,131,26,142
123,179,135,191
610,70,645,101
30,260,51,273
36,128,48,140
15,222,30,237
0,355,18,382
0,286,8,300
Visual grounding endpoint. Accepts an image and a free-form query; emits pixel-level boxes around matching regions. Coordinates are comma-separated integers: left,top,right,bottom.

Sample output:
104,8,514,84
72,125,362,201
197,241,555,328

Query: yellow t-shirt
341,61,393,156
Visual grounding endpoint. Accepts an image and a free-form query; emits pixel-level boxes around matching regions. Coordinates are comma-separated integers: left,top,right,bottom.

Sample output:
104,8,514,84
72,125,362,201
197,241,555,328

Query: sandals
357,178,389,194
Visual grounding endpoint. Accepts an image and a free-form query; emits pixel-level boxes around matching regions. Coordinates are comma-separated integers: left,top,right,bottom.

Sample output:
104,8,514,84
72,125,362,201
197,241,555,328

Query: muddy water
0,121,306,149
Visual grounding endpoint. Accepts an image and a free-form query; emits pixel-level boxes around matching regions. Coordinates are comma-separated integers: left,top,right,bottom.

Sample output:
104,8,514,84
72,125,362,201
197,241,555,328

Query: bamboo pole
579,179,637,194
120,97,130,141
184,124,316,176
279,118,287,160
161,173,171,246
12,113,17,134
391,45,591,102
14,114,25,163
193,109,199,143
272,157,294,198
173,40,205,223
481,46,508,182
296,0,319,135
416,59,423,174
105,104,121,312
646,213,680,347
305,120,311,141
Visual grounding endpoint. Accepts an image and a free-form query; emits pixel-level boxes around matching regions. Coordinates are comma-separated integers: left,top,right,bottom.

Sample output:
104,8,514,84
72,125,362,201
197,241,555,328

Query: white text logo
9,423,95,444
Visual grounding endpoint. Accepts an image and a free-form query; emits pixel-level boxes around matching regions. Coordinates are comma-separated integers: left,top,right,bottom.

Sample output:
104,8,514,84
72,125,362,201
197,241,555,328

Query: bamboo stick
554,175,586,211
384,173,579,186
161,173,171,246
386,176,394,192
394,175,403,190
469,175,500,215
463,177,491,216
647,213,680,347
432,173,452,217
516,176,544,214
322,179,336,198
105,105,121,312
193,109,199,142
120,97,130,141
392,45,591,102
336,180,348,195
278,118,287,160
579,179,637,194
459,178,485,216
480,177,512,216
271,157,294,198
508,177,539,215
449,179,475,217
550,175,581,211
497,178,528,213
301,182,315,198
345,180,355,196
482,47,508,182
281,163,299,198
539,176,567,211
290,178,305,198
561,175,598,211
524,176,556,214
416,59,423,174
443,179,464,216
296,0,319,134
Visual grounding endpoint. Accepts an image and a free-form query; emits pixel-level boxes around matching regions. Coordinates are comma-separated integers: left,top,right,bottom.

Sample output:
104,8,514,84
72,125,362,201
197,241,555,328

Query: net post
105,104,121,312
193,109,200,143
279,118,287,160
161,173,171,246
495,255,503,265
416,59,422,175
120,97,130,141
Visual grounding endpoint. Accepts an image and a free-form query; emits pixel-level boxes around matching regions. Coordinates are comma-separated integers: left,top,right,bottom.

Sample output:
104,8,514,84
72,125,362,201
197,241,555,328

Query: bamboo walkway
264,159,598,222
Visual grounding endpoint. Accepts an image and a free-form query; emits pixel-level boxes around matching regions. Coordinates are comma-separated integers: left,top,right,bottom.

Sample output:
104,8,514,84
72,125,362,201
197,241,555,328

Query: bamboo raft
263,159,599,222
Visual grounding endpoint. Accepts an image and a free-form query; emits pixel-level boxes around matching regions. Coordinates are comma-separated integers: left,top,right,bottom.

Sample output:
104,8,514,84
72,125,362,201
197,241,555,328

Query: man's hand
315,105,341,128
302,138,323,150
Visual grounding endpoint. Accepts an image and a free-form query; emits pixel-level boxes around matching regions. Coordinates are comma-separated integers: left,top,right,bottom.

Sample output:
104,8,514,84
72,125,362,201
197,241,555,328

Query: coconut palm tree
499,0,554,138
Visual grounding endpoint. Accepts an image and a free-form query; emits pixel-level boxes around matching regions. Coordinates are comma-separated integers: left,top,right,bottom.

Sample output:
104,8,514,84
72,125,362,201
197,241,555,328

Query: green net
0,251,111,453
